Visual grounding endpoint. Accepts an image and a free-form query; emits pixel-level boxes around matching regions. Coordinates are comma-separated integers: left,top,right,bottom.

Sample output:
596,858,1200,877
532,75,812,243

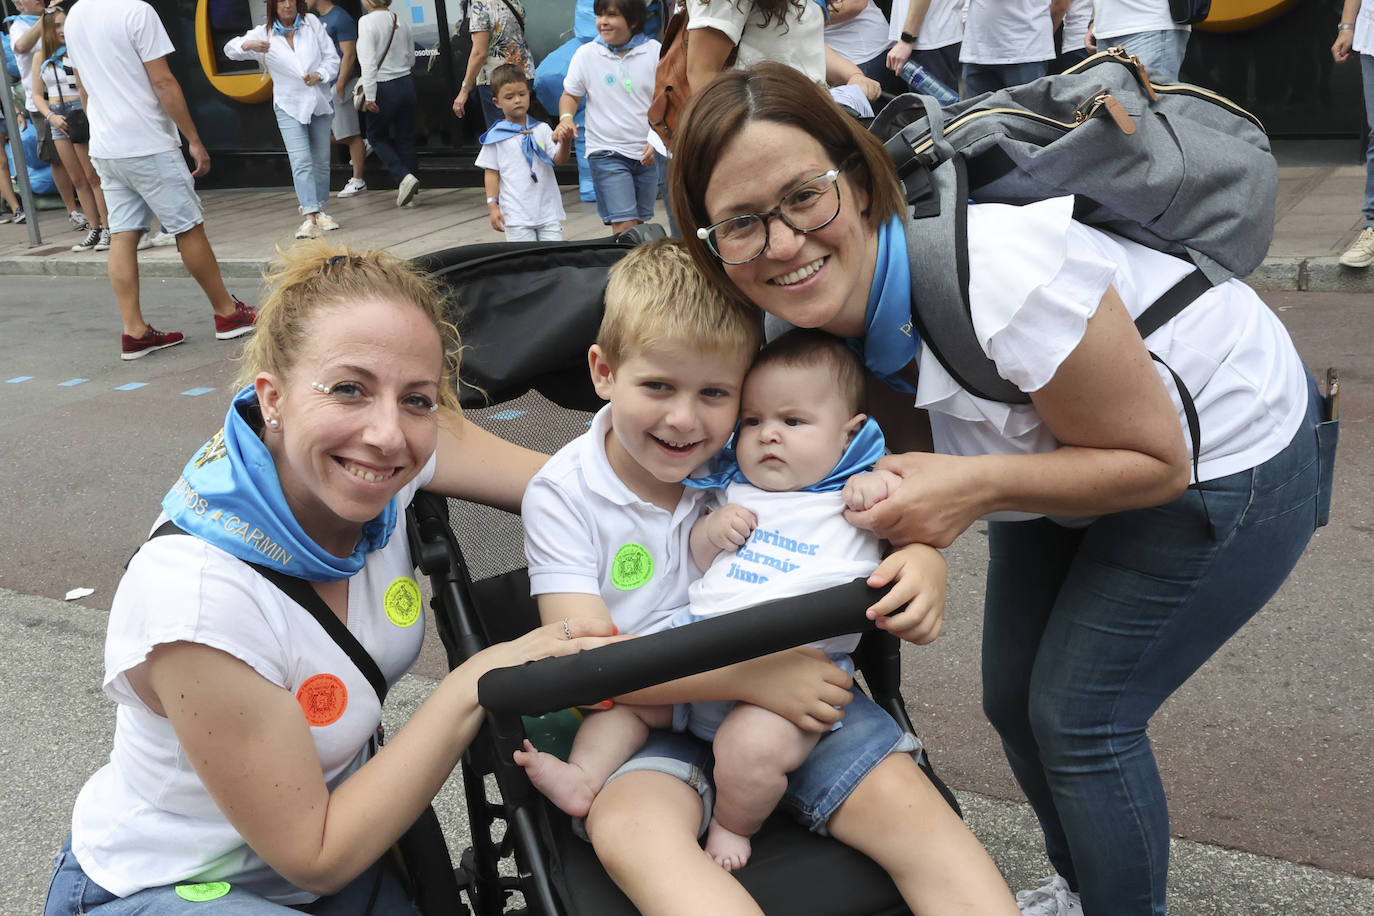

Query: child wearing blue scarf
475,63,571,240
554,0,662,233
518,329,940,873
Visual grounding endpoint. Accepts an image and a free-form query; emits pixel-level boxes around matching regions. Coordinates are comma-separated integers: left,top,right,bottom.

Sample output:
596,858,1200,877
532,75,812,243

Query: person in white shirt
1054,0,1093,71
960,0,1067,95
885,0,963,91
1086,0,1189,83
357,0,420,207
476,63,570,240
65,0,256,361
1333,0,1374,267
9,0,83,229
225,0,340,239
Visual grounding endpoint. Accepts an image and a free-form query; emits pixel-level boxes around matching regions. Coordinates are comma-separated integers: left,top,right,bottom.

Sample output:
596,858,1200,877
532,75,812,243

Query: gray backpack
870,47,1278,406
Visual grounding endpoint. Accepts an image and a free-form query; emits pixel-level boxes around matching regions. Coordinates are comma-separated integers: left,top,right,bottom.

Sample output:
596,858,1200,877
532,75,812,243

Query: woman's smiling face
702,120,879,339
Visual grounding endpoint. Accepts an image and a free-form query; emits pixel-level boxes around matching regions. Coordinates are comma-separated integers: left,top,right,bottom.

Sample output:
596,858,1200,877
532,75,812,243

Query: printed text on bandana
168,476,296,568
726,528,821,584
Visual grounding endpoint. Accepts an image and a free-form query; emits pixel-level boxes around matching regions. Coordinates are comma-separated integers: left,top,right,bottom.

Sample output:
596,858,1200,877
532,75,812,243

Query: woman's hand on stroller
470,616,624,680
864,544,947,645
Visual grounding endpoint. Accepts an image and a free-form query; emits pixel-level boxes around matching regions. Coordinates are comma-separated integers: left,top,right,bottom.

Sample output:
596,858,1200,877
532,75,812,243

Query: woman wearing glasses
669,63,1328,916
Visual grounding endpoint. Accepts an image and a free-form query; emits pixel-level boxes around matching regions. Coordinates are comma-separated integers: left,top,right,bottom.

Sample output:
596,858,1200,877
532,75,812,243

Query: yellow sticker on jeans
384,576,422,627
175,882,231,902
611,543,653,590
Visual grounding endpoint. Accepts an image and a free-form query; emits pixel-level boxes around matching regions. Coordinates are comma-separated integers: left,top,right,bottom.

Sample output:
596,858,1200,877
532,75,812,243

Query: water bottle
897,61,959,106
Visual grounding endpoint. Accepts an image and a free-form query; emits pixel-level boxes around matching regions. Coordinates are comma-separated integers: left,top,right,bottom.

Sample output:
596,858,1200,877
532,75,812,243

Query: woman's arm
223,28,269,61
427,408,548,511
453,30,490,116
140,619,615,895
846,285,1191,547
685,25,737,91
357,15,379,101
825,45,881,99
30,54,52,120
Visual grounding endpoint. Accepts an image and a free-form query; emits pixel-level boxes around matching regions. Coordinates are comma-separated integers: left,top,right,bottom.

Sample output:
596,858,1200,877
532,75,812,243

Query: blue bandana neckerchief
161,386,398,582
682,417,886,493
846,215,921,394
478,116,554,182
272,14,303,35
43,43,68,72
593,31,650,53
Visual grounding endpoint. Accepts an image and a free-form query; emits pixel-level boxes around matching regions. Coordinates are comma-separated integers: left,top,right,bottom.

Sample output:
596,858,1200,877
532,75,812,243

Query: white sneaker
338,177,367,198
295,217,320,240
315,212,340,231
138,230,177,250
1016,874,1082,916
69,210,88,231
1339,226,1374,268
396,173,420,207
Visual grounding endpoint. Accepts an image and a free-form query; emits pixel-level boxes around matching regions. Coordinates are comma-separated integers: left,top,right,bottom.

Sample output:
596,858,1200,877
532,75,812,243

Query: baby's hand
842,468,902,512
863,544,946,645
706,504,757,552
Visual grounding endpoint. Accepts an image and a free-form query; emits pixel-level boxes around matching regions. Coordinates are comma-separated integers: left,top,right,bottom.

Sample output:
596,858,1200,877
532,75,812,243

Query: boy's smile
589,342,750,509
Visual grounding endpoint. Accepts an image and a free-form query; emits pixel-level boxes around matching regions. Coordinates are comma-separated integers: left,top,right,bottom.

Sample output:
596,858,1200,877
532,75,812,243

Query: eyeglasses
696,169,842,265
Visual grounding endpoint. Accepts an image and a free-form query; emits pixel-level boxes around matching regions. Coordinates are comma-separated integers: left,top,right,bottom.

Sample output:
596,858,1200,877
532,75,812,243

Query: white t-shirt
1088,0,1187,38
1091,0,1189,40
687,484,874,658
38,47,81,107
1353,0,1372,55
825,0,892,67
1062,0,1094,55
223,15,339,125
356,9,414,101
523,405,713,637
8,16,40,112
69,455,436,904
64,0,181,159
475,122,567,228
959,0,1054,64
911,196,1310,524
887,0,964,50
687,0,827,84
563,39,660,158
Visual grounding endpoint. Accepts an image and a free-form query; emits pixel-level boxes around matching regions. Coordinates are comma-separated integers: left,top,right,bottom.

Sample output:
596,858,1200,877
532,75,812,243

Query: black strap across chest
148,521,389,705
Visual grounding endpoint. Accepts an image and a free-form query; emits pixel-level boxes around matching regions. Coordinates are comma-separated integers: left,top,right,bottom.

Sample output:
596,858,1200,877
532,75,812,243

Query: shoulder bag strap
148,521,389,705
372,11,398,72
497,0,525,31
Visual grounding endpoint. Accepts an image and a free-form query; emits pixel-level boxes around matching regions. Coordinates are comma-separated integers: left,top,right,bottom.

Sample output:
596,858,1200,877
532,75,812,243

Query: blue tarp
5,119,54,195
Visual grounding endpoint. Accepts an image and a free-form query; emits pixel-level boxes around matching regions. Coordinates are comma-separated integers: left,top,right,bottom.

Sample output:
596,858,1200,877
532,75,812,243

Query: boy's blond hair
598,238,762,368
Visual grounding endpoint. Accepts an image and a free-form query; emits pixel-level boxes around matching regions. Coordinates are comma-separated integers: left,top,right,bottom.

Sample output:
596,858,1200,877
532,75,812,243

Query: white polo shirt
563,38,660,159
522,405,713,636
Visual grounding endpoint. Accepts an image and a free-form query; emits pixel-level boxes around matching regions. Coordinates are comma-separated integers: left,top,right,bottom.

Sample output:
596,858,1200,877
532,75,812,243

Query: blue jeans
1361,54,1374,226
586,150,657,224
1107,28,1190,85
273,106,332,215
367,74,418,185
981,376,1326,915
961,59,1048,96
44,836,420,914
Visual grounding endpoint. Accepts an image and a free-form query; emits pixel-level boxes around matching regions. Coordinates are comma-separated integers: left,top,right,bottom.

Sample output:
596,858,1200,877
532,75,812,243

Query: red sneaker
214,297,257,340
121,325,185,360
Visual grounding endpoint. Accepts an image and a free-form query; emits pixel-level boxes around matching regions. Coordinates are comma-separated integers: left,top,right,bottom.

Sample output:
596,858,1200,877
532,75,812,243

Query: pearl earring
267,417,280,429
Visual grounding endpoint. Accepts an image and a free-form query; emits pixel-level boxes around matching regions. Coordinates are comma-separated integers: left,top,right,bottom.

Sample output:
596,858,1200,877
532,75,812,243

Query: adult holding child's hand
41,243,619,915
669,62,1332,915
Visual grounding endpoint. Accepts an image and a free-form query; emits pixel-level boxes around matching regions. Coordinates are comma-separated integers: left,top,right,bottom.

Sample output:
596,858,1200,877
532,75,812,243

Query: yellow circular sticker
384,576,422,628
175,882,231,902
610,543,653,591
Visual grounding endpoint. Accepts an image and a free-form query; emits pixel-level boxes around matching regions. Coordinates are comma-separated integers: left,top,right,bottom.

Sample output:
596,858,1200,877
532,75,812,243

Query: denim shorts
592,687,918,838
92,149,203,235
586,150,656,224
48,100,83,142
43,835,419,915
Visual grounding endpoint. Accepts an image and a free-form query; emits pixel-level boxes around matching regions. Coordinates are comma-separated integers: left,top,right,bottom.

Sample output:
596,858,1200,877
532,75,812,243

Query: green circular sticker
384,576,422,627
175,882,231,902
610,543,654,590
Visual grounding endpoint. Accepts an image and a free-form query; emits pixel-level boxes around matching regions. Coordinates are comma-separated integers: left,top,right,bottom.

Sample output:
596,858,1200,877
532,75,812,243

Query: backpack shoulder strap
147,521,389,705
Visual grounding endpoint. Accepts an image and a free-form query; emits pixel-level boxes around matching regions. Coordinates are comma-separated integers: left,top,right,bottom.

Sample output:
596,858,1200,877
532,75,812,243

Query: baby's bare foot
513,739,600,817
705,816,753,872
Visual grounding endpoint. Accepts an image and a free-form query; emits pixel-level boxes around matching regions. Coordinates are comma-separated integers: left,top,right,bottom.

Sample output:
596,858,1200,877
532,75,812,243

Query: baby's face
735,361,861,492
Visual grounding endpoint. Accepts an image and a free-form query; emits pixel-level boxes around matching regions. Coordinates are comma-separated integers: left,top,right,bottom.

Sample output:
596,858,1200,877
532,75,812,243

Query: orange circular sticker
296,674,348,727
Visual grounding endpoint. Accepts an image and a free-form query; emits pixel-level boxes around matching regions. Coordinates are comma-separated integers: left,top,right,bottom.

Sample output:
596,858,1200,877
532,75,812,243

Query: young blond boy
515,239,1022,914
476,63,570,241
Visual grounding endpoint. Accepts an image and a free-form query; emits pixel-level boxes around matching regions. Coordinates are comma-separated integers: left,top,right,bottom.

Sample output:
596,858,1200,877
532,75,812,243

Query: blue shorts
586,150,656,224
595,687,919,837
48,100,83,142
92,150,203,236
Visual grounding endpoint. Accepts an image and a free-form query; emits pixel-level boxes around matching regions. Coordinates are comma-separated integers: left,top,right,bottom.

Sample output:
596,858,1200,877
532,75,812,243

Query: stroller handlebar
477,578,886,716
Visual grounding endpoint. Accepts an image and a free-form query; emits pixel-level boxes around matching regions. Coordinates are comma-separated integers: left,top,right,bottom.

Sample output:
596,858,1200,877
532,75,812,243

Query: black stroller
400,229,961,916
